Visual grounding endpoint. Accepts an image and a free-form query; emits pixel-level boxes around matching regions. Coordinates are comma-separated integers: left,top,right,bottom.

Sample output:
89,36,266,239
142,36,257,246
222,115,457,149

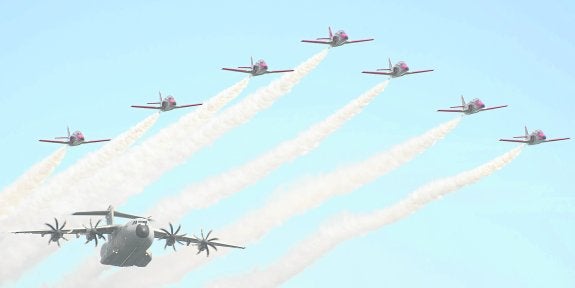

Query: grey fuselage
99,218,154,267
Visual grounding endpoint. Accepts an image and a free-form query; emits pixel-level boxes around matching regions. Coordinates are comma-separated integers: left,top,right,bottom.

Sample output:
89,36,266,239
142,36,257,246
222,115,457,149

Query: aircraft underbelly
100,233,153,267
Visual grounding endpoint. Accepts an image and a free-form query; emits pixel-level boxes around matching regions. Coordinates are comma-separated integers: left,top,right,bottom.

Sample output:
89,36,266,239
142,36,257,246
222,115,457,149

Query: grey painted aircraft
222,57,294,76
301,27,374,47
362,58,434,78
437,95,508,115
38,126,111,146
13,205,244,267
499,126,570,145
131,92,202,112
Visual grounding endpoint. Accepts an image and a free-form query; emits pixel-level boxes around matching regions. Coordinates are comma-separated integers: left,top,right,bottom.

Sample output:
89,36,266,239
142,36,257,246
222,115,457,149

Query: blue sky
1,1,573,287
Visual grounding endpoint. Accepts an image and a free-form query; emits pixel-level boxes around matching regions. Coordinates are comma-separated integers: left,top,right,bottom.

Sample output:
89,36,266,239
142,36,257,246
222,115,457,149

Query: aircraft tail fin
461,95,466,108
329,26,333,38
513,126,529,138
55,126,71,139
388,57,392,70
72,205,146,225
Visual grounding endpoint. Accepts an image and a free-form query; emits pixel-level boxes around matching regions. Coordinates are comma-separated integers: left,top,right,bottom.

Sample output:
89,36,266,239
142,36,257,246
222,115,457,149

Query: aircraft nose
135,224,149,238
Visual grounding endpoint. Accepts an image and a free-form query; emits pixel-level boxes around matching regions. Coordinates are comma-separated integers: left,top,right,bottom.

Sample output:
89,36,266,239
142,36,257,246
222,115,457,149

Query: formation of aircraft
437,96,508,115
131,92,202,112
362,58,434,78
499,127,570,145
38,127,111,146
301,27,374,47
222,57,294,76
21,26,569,272
13,205,244,267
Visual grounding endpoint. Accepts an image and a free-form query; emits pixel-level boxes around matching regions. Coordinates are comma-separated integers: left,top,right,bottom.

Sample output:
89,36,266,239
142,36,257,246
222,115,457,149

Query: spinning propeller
192,229,219,257
43,218,68,247
159,223,186,251
83,219,106,247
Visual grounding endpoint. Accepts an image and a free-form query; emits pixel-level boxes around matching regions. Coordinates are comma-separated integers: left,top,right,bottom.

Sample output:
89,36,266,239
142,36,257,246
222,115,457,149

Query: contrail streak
60,50,326,213
0,147,67,217
0,113,159,284
151,79,389,224
58,78,387,287
210,146,523,288
95,118,459,288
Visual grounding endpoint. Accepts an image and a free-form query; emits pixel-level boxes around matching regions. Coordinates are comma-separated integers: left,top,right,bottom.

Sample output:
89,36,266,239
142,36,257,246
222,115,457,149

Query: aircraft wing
404,69,435,75
437,109,464,113
131,105,161,109
301,40,332,44
345,38,374,44
38,139,69,144
362,71,392,75
154,229,245,250
13,225,118,236
221,68,252,73
545,137,570,142
174,103,203,109
480,105,508,111
499,139,529,143
266,69,295,74
83,139,112,144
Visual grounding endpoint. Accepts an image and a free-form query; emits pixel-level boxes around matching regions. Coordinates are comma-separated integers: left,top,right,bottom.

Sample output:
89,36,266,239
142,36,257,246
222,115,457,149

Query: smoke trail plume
210,146,523,288
0,113,159,284
95,118,459,287
151,79,389,224
0,147,67,217
59,50,327,213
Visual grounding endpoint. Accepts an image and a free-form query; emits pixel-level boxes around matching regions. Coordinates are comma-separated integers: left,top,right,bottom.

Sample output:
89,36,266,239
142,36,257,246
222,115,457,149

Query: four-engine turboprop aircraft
499,127,570,145
38,127,111,146
362,58,434,78
131,92,202,112
437,96,508,115
222,57,294,76
301,27,374,47
13,205,244,267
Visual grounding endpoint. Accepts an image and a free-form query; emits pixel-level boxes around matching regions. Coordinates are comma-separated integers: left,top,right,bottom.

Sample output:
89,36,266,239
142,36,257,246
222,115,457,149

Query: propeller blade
54,218,59,230
169,223,174,234
174,225,181,235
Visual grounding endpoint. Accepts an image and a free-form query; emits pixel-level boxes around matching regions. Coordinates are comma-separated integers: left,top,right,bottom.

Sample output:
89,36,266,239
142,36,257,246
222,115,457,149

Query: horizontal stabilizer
73,210,144,220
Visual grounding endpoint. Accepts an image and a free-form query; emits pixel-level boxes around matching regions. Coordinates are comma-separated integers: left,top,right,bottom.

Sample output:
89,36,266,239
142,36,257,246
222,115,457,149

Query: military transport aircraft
13,205,244,267
437,96,508,115
131,92,202,112
362,58,434,78
499,127,570,145
38,127,111,146
222,57,294,76
301,27,374,47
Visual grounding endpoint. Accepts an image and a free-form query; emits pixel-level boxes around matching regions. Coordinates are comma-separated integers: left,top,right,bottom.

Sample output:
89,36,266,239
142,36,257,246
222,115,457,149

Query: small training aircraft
437,96,507,115
362,58,434,78
12,205,244,267
301,27,374,47
131,92,202,112
499,126,570,145
222,57,294,76
38,127,111,146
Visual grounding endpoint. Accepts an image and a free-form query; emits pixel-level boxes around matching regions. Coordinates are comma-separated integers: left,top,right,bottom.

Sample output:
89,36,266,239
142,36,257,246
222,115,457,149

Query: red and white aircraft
500,126,570,145
131,92,202,112
362,58,433,78
222,57,294,76
301,27,374,47
437,96,507,115
39,127,111,146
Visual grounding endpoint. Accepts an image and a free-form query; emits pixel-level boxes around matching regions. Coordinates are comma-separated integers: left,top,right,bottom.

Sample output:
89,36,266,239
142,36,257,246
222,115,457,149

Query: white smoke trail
151,79,389,224
0,113,159,284
95,118,459,288
210,146,523,288
0,147,67,217
59,50,326,213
